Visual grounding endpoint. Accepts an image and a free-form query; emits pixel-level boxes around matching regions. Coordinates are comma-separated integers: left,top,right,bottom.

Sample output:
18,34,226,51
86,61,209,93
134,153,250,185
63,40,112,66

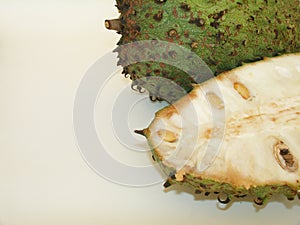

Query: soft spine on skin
106,0,300,102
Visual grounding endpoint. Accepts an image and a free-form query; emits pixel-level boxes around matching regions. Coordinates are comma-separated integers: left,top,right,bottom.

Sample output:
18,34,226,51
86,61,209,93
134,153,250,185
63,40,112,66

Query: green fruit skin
149,139,300,205
113,0,300,102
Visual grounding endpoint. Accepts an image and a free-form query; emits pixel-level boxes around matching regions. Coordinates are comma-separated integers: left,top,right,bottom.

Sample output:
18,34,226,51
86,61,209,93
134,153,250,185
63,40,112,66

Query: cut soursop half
141,53,300,205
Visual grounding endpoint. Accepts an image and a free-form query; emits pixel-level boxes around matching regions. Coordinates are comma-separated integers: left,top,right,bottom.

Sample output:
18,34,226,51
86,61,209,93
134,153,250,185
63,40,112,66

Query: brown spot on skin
180,3,191,12
159,62,166,68
153,11,164,22
191,42,199,49
184,30,189,38
168,29,178,37
173,7,178,17
154,69,161,75
210,21,220,29
274,29,279,39
189,17,205,27
216,31,225,42
168,50,177,58
229,50,238,57
236,24,243,30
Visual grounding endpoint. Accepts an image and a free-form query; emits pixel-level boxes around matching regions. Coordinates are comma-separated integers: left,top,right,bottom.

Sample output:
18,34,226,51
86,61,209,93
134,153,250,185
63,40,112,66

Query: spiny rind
107,0,300,102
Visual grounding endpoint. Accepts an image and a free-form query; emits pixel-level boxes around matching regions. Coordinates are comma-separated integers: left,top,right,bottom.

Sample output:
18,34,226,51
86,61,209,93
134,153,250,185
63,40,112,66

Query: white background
0,0,300,224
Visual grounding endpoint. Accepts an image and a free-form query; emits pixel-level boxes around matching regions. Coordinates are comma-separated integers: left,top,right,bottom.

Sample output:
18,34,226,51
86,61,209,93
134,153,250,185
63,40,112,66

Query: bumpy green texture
107,0,300,102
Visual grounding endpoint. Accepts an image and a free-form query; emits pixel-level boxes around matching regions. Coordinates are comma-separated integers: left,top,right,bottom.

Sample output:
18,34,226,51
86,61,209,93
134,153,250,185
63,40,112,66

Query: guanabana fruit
106,0,300,102
139,53,300,205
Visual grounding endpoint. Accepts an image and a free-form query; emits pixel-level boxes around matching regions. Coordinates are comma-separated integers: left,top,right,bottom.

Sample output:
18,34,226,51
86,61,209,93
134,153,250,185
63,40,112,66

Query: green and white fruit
106,0,300,102
141,53,300,205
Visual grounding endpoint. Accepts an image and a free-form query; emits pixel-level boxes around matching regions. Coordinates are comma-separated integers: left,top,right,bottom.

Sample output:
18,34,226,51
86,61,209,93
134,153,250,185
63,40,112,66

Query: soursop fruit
106,0,300,102
139,53,300,205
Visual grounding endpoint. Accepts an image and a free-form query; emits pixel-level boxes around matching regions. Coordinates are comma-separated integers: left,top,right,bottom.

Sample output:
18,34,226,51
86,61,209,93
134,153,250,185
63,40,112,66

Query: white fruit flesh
147,53,300,189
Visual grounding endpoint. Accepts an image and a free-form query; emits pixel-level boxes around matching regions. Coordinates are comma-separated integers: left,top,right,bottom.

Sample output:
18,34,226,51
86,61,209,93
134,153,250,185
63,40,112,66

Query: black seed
287,197,295,201
280,149,289,155
205,192,210,196
163,180,172,188
214,192,220,194
180,3,191,11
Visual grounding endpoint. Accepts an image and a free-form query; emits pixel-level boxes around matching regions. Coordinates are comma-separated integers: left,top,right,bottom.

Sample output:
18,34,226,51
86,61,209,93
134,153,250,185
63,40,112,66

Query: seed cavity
206,92,224,110
233,82,251,100
157,129,178,143
273,140,298,172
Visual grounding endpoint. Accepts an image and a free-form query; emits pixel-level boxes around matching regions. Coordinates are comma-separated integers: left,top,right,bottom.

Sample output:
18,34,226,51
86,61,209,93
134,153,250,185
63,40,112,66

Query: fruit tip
134,129,147,137
105,19,121,32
